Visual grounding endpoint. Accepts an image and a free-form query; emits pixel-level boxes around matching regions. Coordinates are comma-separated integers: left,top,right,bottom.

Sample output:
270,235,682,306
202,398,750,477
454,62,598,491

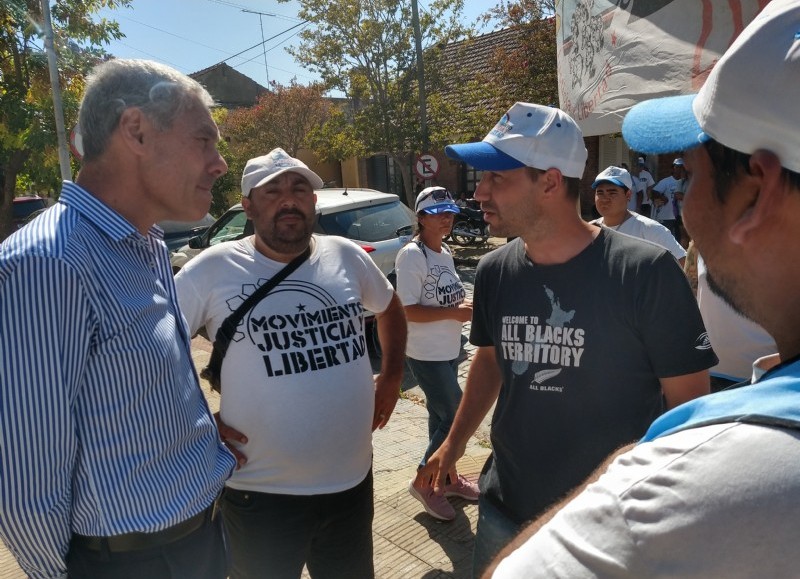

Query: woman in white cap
394,186,479,521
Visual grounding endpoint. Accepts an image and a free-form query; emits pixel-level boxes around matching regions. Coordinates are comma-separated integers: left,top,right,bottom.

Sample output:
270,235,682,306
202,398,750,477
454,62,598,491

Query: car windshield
208,209,249,246
317,201,413,243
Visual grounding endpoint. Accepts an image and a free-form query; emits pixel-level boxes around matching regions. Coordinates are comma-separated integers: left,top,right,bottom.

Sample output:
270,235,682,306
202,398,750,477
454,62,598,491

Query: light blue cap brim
420,202,460,215
445,142,526,171
622,94,711,154
591,178,628,190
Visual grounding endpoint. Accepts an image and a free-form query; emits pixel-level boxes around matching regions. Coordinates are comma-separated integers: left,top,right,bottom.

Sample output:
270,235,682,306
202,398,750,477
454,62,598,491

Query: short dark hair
704,139,800,202
525,167,581,200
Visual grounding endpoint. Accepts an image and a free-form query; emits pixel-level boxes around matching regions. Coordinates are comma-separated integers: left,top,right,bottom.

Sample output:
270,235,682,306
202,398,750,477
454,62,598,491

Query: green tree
481,0,558,107
209,107,238,217
0,0,129,239
279,0,470,205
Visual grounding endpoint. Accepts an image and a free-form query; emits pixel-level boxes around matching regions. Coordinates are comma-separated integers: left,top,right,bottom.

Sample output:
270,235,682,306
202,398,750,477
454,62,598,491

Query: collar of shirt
60,181,165,243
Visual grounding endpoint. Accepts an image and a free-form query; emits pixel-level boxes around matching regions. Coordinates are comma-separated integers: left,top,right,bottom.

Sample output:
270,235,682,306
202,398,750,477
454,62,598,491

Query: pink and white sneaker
444,474,480,501
408,480,456,521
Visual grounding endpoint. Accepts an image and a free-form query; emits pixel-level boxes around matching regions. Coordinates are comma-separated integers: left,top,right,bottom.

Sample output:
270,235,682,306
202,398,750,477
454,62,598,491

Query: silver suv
170,188,415,277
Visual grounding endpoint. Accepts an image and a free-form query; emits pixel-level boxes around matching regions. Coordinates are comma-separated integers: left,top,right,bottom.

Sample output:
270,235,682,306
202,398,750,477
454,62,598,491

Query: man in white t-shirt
631,157,654,216
651,158,685,239
591,165,686,266
175,148,407,578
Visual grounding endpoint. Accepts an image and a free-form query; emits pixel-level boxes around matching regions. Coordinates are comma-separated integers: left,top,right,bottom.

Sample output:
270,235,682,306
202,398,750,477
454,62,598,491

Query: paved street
0,240,502,579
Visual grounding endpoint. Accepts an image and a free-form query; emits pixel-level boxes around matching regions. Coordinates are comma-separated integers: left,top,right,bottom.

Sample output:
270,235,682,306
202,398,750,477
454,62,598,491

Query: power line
215,20,308,65
206,0,302,21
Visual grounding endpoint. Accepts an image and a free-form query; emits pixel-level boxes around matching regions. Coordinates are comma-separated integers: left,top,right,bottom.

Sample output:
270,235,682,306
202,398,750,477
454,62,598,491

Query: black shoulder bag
200,246,311,393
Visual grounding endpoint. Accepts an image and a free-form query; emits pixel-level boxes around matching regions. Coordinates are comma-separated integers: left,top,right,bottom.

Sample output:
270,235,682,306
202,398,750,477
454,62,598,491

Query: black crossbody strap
201,245,311,392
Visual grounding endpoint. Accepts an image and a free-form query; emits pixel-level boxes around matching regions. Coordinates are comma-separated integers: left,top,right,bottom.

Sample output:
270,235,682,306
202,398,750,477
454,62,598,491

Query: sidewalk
0,238,502,579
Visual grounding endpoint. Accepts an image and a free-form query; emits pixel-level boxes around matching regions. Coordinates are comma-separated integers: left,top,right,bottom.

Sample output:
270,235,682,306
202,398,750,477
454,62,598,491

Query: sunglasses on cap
420,188,453,203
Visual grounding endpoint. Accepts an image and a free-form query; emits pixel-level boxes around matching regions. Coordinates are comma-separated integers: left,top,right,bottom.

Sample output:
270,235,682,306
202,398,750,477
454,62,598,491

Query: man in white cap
486,2,800,576
591,165,686,265
414,103,714,577
174,147,407,578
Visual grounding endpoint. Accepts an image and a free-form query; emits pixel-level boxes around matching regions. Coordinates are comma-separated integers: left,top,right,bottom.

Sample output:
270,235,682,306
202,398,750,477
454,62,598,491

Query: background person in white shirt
395,187,479,522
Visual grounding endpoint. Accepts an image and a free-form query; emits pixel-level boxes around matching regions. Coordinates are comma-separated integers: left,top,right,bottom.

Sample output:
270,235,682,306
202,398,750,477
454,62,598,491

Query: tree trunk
391,152,417,209
0,150,30,241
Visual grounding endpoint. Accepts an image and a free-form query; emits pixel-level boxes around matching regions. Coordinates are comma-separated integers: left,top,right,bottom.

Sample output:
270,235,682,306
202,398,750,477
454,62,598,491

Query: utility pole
242,9,271,86
40,0,72,182
411,0,429,152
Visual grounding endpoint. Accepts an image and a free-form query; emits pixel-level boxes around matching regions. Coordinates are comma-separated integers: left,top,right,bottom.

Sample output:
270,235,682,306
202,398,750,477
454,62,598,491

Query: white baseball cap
445,102,588,178
241,148,324,197
414,186,460,214
622,0,800,174
592,166,633,191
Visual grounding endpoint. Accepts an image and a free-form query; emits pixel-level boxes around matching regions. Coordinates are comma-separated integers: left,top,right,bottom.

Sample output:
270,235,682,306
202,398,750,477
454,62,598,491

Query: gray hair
78,59,215,161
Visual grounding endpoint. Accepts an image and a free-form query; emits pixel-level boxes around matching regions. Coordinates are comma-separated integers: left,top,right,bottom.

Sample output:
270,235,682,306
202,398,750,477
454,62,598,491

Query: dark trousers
221,470,374,579
66,508,228,579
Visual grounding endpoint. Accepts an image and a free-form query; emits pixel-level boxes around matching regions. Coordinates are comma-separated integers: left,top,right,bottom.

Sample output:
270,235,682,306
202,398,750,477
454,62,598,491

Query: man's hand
414,443,462,496
214,412,248,469
372,373,401,431
372,292,407,430
455,299,474,323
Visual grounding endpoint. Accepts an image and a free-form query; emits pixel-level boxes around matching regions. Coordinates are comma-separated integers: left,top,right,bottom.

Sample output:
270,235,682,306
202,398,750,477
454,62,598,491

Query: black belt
71,506,210,553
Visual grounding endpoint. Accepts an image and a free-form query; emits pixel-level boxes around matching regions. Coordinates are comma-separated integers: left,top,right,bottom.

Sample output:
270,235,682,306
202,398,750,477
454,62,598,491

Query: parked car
170,188,415,277
158,214,216,252
12,196,48,229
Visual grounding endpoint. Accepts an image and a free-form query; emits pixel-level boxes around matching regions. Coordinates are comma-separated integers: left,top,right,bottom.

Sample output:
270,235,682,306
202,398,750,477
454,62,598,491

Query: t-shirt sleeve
174,265,209,337
643,225,687,260
635,253,718,377
395,244,426,307
348,241,394,315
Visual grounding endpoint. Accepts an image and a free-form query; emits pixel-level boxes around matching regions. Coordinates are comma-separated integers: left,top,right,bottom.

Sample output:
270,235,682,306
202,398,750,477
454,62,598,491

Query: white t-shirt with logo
175,235,394,495
395,241,466,361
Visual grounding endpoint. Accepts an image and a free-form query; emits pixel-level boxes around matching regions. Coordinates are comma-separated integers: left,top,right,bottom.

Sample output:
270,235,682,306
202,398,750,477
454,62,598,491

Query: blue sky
94,1,500,94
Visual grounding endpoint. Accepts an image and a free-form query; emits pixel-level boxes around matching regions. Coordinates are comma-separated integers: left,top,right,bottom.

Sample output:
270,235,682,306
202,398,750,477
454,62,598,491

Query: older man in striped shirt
0,59,235,578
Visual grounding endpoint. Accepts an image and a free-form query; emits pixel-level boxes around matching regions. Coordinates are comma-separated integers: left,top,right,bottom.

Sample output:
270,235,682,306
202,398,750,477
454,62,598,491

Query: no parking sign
414,154,440,179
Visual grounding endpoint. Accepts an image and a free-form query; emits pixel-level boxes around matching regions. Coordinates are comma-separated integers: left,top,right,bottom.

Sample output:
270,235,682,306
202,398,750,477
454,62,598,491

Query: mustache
275,208,307,220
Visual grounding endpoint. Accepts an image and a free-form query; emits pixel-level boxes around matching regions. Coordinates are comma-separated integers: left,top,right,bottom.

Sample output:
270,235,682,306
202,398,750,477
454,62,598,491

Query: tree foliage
0,0,129,239
223,79,333,161
480,0,558,108
278,0,469,205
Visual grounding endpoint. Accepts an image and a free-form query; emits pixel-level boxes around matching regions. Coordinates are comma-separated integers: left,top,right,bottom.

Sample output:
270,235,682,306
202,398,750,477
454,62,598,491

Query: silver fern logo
530,368,564,392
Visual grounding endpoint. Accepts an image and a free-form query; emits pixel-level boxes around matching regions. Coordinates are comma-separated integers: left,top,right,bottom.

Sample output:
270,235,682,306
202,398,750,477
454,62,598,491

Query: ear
117,107,147,155
728,150,785,246
241,196,252,218
541,168,563,197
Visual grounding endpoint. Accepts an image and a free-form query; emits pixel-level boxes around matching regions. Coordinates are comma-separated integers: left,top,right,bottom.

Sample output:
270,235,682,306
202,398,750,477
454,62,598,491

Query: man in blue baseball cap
414,103,714,577
486,2,800,577
590,165,686,265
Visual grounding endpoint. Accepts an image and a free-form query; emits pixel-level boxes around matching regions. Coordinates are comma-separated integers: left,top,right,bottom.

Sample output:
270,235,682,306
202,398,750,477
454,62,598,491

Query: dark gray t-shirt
471,230,716,524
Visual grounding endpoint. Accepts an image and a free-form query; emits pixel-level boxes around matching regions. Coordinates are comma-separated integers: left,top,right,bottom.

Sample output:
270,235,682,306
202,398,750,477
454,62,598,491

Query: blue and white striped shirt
0,182,235,579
